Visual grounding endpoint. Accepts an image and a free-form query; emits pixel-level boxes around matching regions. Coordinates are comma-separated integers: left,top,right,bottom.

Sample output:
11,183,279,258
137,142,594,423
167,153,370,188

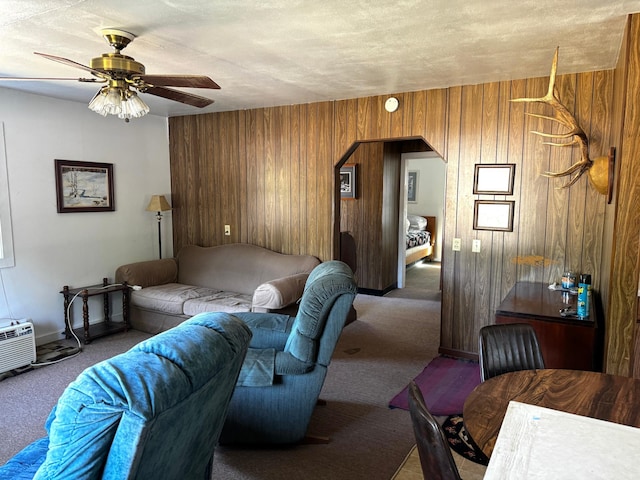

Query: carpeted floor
211,294,442,479
385,261,441,301
0,329,153,462
0,337,81,382
0,293,443,479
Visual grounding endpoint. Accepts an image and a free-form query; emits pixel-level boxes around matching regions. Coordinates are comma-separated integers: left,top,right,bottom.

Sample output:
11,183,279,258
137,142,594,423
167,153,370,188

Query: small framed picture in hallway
340,164,357,199
407,171,419,203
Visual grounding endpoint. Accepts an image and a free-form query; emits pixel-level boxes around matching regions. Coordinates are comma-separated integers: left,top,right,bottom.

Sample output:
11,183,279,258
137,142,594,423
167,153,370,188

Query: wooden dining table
462,368,640,458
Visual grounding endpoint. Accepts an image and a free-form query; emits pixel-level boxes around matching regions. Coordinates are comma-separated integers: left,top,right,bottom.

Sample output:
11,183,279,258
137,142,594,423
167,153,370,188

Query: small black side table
61,277,130,344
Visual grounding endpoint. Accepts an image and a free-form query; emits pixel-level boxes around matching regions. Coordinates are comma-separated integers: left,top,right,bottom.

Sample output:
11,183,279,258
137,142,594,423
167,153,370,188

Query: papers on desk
484,401,640,480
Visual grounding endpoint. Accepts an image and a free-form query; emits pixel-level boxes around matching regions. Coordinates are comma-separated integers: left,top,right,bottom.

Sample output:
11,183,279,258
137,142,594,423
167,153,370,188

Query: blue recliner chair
219,260,358,444
0,312,251,480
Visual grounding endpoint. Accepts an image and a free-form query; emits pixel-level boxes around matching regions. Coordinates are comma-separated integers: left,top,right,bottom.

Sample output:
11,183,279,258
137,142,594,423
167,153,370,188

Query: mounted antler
511,47,610,194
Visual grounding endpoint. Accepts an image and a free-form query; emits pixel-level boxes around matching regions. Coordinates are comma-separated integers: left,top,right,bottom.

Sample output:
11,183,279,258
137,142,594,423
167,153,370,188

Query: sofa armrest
251,273,309,311
115,258,178,288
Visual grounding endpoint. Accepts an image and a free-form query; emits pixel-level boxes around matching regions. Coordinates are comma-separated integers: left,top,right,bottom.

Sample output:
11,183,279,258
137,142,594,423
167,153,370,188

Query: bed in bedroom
405,214,436,265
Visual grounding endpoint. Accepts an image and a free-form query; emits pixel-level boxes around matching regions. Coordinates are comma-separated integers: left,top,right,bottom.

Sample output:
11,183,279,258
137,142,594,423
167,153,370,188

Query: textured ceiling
1,0,639,117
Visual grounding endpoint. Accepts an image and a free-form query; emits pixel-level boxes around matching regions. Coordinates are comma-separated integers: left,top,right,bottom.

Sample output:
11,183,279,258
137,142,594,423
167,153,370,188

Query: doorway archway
333,137,444,295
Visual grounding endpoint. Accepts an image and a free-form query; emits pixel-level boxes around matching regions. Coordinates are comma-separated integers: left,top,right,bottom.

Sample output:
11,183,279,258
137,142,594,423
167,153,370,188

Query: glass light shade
88,86,149,120
88,89,109,116
104,87,122,115
127,92,150,117
118,98,132,119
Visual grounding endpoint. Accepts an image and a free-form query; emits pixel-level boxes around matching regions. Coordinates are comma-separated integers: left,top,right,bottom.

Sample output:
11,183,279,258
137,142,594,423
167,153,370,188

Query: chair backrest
284,260,358,367
478,323,545,382
34,313,251,480
407,381,462,480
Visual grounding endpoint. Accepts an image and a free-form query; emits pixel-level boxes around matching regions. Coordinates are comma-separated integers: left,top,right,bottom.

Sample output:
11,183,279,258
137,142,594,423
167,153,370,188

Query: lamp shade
146,195,172,212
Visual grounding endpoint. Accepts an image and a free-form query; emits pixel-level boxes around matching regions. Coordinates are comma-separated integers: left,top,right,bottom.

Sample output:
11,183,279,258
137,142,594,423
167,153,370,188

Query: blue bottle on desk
577,274,591,319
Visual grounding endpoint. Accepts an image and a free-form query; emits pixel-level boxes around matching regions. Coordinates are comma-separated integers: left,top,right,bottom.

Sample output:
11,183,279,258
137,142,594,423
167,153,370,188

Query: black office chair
478,323,545,382
407,381,462,480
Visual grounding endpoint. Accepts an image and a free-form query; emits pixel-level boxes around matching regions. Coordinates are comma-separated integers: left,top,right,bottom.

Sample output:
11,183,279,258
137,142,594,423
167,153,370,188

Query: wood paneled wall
338,141,404,292
607,15,640,377
339,142,388,291
169,30,640,369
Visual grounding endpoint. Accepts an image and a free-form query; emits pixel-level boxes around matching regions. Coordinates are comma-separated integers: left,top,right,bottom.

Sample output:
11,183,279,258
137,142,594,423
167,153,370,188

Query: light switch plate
472,239,481,253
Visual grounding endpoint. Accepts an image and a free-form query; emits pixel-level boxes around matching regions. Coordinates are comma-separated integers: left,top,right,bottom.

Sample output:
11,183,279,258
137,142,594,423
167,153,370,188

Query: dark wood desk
463,369,640,457
496,282,602,371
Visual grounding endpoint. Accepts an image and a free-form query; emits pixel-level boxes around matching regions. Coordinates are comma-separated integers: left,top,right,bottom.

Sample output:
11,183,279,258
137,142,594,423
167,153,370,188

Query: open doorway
396,151,446,297
334,137,444,296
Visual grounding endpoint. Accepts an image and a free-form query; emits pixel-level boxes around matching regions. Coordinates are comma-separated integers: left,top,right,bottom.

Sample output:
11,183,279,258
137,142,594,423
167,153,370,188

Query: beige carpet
211,294,442,479
385,261,441,301
1,293,444,479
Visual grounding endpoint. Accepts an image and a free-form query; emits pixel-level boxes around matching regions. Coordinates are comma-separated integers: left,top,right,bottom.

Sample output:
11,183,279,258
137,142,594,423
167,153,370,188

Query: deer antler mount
511,47,613,200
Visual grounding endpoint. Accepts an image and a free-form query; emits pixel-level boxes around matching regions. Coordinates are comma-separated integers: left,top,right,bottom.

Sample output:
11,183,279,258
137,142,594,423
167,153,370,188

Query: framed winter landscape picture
55,159,115,213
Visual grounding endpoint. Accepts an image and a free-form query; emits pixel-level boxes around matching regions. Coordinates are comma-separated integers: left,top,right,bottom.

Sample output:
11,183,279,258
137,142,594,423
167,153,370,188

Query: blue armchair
219,260,358,444
0,312,251,480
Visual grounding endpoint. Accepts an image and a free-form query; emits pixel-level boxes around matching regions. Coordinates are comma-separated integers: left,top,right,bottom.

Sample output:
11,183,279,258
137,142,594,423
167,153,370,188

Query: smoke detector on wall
385,97,399,112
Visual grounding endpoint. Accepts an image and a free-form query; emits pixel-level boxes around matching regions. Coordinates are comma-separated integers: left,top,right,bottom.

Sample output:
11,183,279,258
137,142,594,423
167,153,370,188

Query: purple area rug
389,355,481,415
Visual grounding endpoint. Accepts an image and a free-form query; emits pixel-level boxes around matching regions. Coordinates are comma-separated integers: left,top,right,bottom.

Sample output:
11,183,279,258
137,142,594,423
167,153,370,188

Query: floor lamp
146,195,172,259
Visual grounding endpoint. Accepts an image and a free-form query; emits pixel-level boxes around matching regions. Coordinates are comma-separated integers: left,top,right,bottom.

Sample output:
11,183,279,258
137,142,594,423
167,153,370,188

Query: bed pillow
407,215,427,231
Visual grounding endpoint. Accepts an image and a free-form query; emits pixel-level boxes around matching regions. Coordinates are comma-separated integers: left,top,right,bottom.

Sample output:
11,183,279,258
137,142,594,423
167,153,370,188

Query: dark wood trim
438,347,478,362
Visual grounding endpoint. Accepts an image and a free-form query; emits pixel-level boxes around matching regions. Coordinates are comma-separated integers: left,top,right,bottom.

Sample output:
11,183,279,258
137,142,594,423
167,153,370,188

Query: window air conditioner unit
0,321,36,374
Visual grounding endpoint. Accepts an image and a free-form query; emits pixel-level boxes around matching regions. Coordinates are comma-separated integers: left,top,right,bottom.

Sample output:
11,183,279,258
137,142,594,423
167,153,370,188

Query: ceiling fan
0,28,220,121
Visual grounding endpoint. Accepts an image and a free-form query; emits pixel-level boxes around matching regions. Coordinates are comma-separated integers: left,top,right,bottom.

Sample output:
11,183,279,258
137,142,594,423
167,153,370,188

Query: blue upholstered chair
0,312,251,480
219,260,358,445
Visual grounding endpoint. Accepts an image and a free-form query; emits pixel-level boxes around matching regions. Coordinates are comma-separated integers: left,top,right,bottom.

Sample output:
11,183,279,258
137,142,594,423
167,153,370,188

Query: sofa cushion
131,284,220,315
183,292,252,316
177,244,320,295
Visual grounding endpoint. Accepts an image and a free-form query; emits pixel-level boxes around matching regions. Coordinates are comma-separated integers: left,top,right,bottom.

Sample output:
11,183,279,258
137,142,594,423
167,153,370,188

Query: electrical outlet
452,238,461,251
224,224,231,236
472,239,481,253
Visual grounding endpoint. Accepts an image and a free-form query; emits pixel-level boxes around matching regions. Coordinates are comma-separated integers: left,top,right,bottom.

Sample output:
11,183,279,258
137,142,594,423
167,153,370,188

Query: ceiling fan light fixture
19,29,218,118
119,90,149,120
88,85,148,120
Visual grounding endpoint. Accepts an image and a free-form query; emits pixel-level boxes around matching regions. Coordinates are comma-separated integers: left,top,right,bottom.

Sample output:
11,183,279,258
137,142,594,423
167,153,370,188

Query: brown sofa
115,243,321,334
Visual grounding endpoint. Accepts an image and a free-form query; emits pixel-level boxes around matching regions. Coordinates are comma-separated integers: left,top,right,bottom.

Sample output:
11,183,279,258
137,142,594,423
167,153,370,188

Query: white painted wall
0,88,172,344
406,154,445,261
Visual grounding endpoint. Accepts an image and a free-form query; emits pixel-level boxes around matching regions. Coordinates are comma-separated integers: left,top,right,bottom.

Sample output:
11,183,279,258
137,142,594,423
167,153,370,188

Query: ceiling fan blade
137,75,220,89
0,76,102,82
34,52,106,77
143,86,214,108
